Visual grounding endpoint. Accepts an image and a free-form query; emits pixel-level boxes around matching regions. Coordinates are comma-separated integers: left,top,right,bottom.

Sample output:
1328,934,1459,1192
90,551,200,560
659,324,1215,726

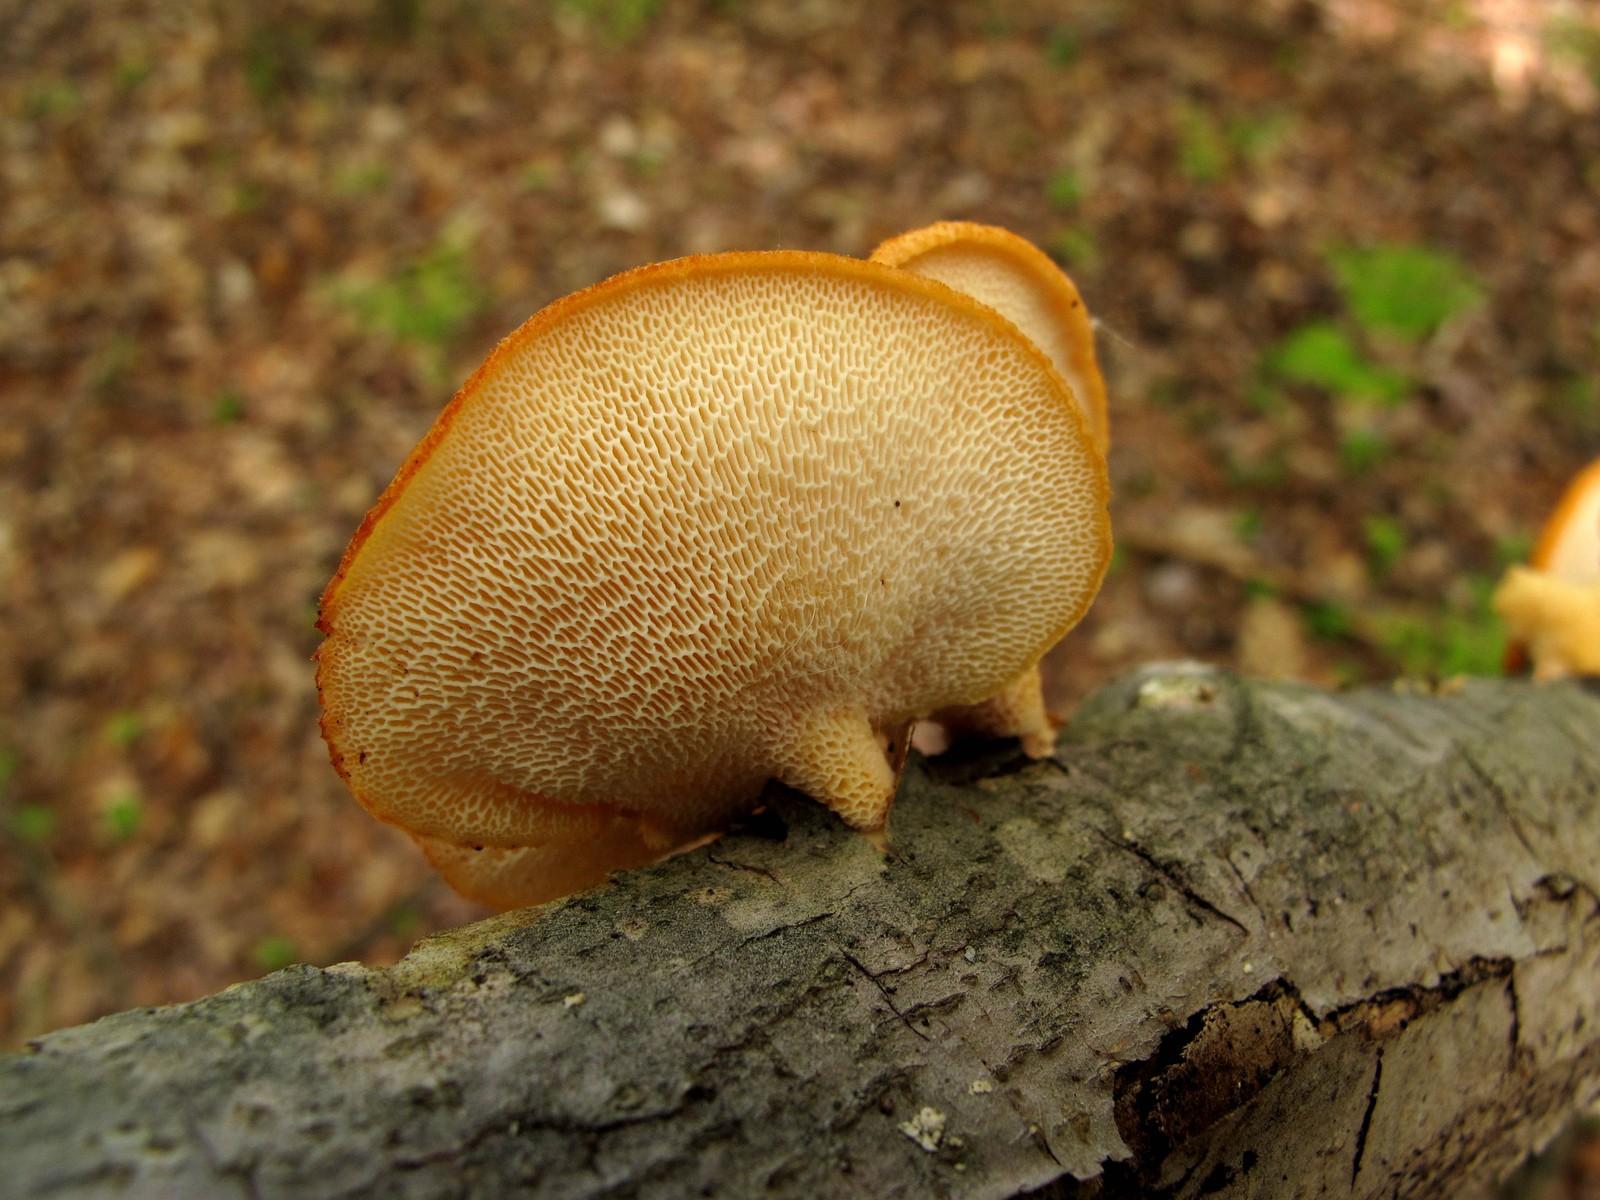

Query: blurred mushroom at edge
1494,457,1600,680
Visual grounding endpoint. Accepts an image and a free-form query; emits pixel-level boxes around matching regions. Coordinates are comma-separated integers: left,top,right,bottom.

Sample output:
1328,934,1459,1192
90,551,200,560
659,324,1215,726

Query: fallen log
3,664,1598,1199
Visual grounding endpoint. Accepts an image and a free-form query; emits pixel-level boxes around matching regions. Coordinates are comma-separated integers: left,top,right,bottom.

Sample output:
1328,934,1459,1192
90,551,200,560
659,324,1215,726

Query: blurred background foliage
0,8,1598,1178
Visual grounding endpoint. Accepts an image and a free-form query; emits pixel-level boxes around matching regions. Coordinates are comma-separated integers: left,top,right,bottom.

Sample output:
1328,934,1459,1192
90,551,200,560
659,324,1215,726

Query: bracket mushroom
316,250,1112,909
871,220,1110,454
871,220,1112,752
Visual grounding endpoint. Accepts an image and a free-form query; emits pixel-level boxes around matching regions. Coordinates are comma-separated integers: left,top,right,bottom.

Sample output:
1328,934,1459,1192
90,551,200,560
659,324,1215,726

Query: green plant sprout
212,389,245,425
12,805,53,844
387,900,424,939
1177,103,1229,184
557,0,659,43
1268,322,1409,406
1547,17,1600,87
335,163,392,196
1339,428,1389,474
116,58,153,90
244,24,310,106
1245,380,1290,415
1493,530,1534,569
1223,449,1290,490
105,712,144,748
520,159,557,192
228,181,268,215
103,791,143,841
1047,226,1097,270
1377,576,1504,677
1044,25,1080,67
1329,243,1482,340
1551,374,1599,439
253,936,299,972
92,336,140,400
25,78,82,119
3,750,52,847
1303,600,1353,640
337,233,484,349
1226,110,1291,163
1363,515,1407,579
1045,170,1083,212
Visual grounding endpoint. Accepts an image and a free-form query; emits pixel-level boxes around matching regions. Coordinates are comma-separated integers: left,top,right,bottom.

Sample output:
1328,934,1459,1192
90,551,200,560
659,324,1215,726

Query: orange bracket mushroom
1494,456,1600,680
870,221,1110,454
871,221,1111,753
316,250,1112,909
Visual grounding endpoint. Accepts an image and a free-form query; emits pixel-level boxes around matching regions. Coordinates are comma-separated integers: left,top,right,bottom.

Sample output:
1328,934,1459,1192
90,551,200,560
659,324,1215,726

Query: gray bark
3,664,1599,1200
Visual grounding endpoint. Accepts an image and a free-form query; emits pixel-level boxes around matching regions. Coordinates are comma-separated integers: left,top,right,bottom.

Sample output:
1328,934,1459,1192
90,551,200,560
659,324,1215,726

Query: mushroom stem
937,664,1057,758
773,706,899,832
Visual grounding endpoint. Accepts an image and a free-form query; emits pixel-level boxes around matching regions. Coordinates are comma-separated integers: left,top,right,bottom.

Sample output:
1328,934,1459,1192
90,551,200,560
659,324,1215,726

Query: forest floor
2,0,1598,1188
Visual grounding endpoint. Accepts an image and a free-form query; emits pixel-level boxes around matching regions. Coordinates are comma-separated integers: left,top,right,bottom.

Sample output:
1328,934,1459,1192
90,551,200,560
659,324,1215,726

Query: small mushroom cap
1530,456,1600,584
317,250,1111,908
871,221,1110,453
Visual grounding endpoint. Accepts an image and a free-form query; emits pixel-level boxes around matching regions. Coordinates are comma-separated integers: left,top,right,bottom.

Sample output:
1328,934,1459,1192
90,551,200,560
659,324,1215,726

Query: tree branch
3,666,1598,1199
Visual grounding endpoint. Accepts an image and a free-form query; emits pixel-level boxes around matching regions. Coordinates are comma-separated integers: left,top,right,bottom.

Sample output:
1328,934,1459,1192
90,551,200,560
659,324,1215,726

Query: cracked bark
3,665,1599,1200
